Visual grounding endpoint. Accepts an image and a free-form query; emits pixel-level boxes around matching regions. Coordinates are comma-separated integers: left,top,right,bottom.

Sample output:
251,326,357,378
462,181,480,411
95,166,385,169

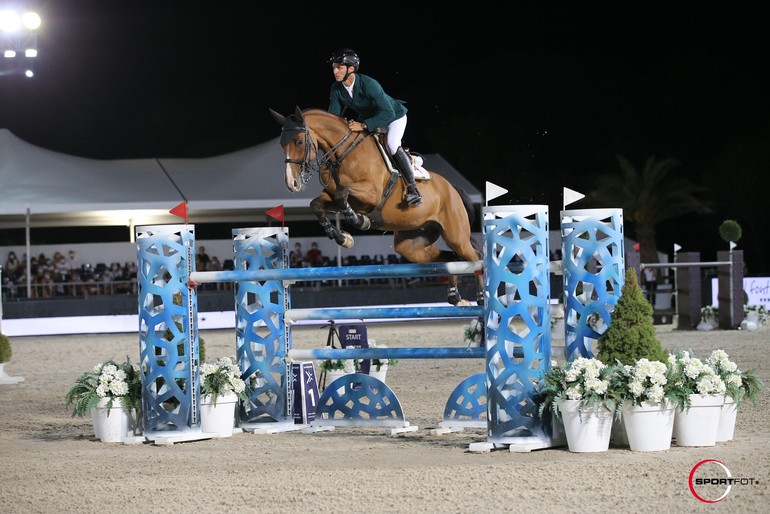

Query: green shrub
0,333,12,363
719,219,742,244
596,268,668,366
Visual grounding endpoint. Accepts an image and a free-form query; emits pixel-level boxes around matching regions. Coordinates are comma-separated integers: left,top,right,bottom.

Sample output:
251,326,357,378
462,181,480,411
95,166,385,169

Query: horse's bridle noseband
281,123,370,188
282,126,321,186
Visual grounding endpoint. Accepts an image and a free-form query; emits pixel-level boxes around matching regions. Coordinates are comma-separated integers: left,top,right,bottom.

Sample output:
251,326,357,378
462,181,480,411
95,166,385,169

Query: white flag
563,187,585,210
729,241,737,250
485,181,508,205
673,243,682,253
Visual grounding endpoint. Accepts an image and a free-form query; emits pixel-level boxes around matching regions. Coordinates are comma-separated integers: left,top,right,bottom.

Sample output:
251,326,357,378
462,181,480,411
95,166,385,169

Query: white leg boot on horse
393,147,422,206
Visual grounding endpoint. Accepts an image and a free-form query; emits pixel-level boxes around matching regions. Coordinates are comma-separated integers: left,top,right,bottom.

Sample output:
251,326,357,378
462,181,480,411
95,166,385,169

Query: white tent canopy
0,128,482,229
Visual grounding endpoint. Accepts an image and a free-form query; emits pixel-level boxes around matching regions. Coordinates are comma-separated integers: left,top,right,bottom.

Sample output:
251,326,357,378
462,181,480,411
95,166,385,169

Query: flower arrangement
318,340,397,374
537,357,622,420
706,349,764,407
65,357,142,417
199,356,248,406
319,358,355,373
667,350,726,410
463,317,484,347
744,304,768,325
369,340,397,372
617,358,674,406
700,305,718,323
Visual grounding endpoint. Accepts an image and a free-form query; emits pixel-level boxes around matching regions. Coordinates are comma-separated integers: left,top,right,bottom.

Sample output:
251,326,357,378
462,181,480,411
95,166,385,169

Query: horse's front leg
310,194,354,248
334,189,372,231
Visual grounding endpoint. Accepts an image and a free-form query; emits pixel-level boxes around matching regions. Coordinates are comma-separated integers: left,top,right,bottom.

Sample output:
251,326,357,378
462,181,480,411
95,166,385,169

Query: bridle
281,121,370,188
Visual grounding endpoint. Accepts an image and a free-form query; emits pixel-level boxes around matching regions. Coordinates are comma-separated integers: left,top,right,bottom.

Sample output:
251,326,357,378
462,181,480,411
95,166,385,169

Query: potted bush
667,350,726,447
537,357,622,452
64,357,142,442
706,349,764,441
198,355,250,437
615,358,678,451
699,305,719,330
743,304,767,329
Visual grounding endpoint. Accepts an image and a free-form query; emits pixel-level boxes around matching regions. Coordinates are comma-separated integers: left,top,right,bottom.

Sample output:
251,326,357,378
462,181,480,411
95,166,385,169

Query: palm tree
584,154,711,265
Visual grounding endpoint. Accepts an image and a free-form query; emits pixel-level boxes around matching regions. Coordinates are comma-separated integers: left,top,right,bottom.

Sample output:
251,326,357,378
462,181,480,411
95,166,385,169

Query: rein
283,124,371,187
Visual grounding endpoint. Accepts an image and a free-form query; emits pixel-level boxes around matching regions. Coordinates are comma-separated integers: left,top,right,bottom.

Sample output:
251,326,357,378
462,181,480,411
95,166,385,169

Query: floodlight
24,68,32,77
22,11,40,30
24,48,35,57
4,49,15,58
0,10,20,33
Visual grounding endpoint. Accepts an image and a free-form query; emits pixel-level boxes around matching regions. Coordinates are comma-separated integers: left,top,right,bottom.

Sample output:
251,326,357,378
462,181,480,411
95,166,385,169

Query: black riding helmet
327,48,360,70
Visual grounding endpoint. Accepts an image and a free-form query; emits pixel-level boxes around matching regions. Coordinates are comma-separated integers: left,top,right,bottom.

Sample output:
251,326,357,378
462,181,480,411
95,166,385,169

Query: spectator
208,256,222,271
67,249,81,272
306,242,323,266
197,246,210,270
290,242,304,268
4,251,21,280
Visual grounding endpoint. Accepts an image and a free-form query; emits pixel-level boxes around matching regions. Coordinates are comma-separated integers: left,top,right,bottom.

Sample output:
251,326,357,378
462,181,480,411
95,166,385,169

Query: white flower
625,358,669,404
463,319,484,346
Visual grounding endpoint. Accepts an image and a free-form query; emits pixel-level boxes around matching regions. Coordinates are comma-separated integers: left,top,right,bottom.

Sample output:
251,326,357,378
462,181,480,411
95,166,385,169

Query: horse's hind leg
394,229,469,306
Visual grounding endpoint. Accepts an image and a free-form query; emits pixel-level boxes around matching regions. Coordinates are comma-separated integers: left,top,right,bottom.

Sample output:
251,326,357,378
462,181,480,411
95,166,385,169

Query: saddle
374,134,431,181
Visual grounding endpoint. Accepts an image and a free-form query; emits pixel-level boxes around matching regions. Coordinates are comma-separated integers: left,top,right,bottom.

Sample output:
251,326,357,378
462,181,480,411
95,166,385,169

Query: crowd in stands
2,249,138,299
2,242,433,300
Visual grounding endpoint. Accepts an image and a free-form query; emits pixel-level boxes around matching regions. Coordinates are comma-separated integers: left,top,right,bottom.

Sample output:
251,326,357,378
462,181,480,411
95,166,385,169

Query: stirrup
405,190,422,206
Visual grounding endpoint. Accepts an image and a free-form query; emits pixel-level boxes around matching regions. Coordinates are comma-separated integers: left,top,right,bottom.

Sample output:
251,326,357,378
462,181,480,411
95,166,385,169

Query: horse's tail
452,185,483,259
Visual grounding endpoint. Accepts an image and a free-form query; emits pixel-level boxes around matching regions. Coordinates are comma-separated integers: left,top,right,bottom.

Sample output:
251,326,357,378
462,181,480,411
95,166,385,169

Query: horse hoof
341,232,354,249
447,290,461,306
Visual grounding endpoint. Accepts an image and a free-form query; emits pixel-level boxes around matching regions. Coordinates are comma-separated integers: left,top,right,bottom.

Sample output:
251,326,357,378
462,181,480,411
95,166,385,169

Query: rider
327,48,422,206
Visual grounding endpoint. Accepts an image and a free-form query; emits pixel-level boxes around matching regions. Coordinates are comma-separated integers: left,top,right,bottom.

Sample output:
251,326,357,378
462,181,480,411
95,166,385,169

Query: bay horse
269,106,483,305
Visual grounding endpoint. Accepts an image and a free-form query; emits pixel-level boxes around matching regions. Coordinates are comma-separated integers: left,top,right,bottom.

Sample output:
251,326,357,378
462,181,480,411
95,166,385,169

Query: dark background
2,3,769,272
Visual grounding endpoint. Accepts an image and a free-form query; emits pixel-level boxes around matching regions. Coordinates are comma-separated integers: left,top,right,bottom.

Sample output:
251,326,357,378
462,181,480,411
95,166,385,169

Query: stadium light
0,7,40,78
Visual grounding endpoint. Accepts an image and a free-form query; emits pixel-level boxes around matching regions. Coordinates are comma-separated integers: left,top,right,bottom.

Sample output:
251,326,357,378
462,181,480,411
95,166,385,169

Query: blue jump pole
290,347,487,360
285,305,484,321
189,260,481,284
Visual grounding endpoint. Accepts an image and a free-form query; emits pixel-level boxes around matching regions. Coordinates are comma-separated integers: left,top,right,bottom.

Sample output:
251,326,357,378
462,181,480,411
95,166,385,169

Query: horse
269,106,483,306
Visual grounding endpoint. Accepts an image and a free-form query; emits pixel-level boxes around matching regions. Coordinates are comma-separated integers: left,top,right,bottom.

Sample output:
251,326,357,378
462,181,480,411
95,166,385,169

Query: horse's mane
302,108,345,124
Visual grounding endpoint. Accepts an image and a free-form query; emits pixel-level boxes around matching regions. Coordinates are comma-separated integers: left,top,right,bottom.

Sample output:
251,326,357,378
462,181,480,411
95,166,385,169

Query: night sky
2,3,770,271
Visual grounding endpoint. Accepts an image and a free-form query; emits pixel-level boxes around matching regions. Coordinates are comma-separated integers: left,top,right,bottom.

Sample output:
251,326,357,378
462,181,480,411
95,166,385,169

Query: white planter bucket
674,394,723,447
622,400,675,452
200,392,238,437
558,399,613,453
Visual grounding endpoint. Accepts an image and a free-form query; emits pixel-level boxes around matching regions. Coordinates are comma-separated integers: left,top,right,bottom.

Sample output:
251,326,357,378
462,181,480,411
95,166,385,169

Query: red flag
169,201,188,224
266,205,285,223
632,242,641,251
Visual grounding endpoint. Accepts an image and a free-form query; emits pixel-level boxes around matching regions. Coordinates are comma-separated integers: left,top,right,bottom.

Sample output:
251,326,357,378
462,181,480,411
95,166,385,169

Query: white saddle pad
411,155,431,181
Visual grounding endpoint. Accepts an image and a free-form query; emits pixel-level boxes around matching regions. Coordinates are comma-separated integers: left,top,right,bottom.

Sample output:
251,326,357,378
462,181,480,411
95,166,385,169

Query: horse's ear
294,106,304,123
268,108,287,126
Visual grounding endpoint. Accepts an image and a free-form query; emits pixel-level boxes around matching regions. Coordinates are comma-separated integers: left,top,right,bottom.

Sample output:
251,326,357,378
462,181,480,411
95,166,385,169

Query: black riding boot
393,147,422,206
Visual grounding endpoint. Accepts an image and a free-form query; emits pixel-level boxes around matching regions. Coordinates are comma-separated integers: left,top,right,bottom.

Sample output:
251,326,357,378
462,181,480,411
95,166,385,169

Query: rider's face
332,63,352,82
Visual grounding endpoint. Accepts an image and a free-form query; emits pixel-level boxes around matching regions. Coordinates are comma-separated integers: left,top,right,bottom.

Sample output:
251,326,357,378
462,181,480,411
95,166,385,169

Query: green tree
597,269,668,366
585,154,711,264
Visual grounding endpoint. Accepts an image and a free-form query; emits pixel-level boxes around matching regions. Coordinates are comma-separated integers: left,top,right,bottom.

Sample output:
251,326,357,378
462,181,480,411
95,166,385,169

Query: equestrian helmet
328,48,360,69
